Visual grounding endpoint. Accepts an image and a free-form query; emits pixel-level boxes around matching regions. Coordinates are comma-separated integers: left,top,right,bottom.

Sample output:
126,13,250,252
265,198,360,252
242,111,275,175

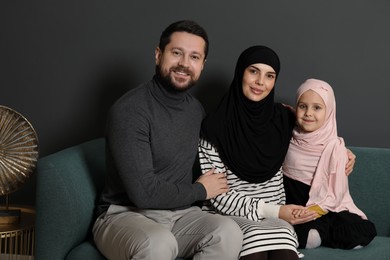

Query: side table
0,205,35,260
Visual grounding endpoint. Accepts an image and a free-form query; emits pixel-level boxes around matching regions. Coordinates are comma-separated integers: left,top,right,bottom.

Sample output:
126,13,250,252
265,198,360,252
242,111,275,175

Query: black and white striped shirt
198,138,300,257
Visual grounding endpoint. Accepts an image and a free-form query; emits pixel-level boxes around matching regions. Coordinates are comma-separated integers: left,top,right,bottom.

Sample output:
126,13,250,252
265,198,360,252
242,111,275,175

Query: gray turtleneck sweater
96,76,206,215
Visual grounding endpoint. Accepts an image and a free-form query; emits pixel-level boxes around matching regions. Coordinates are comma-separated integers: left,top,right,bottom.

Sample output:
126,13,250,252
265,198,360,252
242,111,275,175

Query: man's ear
201,59,206,71
155,47,161,65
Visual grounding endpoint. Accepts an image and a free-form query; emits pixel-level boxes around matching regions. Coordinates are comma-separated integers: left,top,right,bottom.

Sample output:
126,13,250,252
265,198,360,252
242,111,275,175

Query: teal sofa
35,138,390,259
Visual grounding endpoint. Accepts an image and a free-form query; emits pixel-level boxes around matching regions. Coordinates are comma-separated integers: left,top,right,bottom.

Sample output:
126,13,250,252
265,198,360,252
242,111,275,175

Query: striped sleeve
198,138,284,221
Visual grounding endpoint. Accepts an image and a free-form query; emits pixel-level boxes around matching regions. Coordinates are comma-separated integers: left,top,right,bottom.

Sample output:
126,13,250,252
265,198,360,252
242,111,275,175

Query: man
93,20,243,260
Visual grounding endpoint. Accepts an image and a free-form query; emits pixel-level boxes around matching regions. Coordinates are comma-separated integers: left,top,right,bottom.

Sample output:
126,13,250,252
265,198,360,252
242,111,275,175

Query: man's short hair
159,20,209,59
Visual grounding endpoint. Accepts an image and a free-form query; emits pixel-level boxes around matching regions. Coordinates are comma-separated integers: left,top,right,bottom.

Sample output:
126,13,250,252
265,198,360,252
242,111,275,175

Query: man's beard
156,65,197,92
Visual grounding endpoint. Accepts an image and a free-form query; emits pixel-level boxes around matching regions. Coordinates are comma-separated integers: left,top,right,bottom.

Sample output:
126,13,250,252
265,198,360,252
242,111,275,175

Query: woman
198,46,355,260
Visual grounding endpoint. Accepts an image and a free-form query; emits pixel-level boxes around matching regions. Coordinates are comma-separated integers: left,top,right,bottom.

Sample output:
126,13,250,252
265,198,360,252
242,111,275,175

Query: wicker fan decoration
0,105,39,223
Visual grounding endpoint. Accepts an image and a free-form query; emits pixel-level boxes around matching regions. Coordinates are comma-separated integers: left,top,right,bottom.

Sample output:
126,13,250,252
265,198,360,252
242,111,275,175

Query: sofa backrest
348,146,390,237
35,138,106,260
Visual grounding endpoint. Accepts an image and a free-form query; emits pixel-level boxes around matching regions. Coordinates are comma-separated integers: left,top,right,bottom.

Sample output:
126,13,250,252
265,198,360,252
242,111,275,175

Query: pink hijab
283,79,366,218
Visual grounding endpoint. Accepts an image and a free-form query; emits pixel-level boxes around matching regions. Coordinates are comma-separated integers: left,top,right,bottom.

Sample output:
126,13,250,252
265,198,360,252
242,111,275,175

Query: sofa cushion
348,146,390,237
65,241,106,260
299,236,390,260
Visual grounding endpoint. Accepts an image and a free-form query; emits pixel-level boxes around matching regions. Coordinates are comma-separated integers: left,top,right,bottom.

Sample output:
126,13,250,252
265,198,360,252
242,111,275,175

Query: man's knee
139,228,179,259
94,214,179,260
217,216,243,247
204,215,243,256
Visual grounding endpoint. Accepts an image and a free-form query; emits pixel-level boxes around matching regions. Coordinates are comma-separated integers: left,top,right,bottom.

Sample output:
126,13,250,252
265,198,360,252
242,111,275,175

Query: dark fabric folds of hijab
201,45,295,183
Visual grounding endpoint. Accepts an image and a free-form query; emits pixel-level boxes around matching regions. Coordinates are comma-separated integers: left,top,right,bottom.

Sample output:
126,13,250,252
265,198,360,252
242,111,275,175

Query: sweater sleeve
199,139,281,221
107,104,206,210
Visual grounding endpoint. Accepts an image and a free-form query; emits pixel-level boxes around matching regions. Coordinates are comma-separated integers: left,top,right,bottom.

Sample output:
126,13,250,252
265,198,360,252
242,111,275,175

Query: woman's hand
279,204,318,225
346,149,356,176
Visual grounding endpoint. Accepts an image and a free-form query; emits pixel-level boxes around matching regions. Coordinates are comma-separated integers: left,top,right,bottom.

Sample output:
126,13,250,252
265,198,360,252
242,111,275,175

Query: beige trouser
93,205,243,260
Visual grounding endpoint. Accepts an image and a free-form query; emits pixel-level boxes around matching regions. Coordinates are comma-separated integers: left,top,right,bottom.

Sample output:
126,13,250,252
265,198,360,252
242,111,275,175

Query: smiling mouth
172,66,191,77
250,87,263,95
172,72,191,83
174,70,190,76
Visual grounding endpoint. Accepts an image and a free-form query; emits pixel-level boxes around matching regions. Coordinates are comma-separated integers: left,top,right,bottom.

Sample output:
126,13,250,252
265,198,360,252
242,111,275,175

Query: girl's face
242,63,276,102
296,89,327,132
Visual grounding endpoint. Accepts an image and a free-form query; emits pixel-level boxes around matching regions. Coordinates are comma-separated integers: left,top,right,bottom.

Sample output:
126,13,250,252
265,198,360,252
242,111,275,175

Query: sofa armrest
35,138,105,260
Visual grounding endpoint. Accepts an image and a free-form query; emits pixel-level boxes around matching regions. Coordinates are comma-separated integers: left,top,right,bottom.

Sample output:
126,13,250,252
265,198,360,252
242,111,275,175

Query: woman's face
242,63,276,102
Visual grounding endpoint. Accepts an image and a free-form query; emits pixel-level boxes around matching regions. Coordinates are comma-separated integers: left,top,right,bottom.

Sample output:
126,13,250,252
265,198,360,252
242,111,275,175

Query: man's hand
346,149,356,176
279,204,319,225
196,169,228,199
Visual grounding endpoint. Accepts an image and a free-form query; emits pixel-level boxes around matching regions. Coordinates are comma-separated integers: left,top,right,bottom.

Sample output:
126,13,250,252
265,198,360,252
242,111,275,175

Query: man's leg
172,207,243,260
93,209,178,260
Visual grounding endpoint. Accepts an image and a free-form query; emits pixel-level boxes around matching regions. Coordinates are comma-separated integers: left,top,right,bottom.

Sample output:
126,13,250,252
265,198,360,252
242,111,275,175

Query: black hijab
201,46,295,183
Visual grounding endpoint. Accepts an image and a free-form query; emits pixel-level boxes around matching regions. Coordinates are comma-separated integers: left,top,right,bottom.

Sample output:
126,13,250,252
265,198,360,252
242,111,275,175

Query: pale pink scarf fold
283,79,366,219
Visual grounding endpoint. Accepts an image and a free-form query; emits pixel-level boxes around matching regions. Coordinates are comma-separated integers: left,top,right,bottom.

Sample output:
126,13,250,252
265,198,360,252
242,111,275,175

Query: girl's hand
279,204,319,225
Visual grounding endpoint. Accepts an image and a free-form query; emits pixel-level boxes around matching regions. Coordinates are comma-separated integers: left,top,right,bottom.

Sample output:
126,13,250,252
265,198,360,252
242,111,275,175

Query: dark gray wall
1,1,389,205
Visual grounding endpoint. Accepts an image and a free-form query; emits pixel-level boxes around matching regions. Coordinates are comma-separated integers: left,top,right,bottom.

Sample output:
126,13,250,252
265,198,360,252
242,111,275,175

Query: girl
283,79,377,249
